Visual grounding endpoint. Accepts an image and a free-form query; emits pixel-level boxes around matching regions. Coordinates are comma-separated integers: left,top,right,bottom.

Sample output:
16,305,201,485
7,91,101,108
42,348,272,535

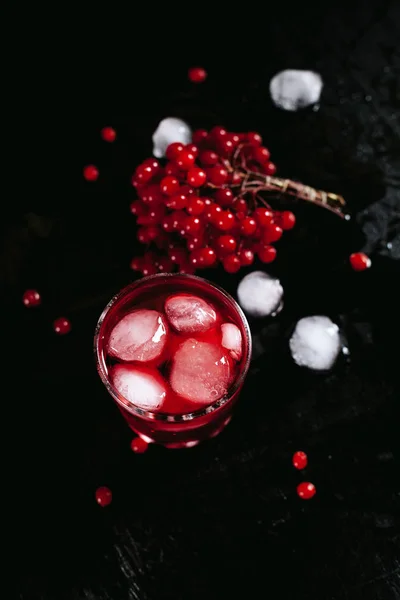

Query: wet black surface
5,3,400,599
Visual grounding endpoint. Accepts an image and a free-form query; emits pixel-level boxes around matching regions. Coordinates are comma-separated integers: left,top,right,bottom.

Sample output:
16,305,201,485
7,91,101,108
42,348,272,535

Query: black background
5,2,400,599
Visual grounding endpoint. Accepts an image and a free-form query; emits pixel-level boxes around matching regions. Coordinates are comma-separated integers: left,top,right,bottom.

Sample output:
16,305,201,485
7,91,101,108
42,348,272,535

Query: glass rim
94,272,252,422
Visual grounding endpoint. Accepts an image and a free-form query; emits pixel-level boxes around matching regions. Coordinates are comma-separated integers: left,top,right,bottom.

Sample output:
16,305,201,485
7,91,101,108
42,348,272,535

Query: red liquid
95,274,251,448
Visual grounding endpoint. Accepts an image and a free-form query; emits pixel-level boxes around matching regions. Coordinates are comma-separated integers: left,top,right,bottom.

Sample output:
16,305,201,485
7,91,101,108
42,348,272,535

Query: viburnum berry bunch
130,127,346,275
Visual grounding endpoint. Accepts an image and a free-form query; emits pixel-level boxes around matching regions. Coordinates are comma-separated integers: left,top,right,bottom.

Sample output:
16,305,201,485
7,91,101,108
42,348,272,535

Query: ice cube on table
112,364,167,410
269,69,323,112
165,294,217,333
108,309,167,362
170,338,231,405
221,323,242,361
237,271,283,317
289,315,341,371
152,117,192,158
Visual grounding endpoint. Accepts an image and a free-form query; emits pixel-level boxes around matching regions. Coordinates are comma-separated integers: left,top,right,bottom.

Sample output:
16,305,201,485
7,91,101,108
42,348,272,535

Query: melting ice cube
112,364,167,410
221,323,242,361
237,271,283,318
289,315,341,371
108,309,167,362
152,117,192,158
165,294,217,333
269,69,323,112
170,338,231,405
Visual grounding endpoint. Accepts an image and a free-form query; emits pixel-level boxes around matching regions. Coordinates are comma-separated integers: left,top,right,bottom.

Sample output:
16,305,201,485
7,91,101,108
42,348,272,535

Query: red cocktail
95,273,251,448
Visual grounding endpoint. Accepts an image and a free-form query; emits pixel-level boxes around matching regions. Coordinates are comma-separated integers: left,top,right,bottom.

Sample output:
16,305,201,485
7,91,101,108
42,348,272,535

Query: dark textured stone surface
5,3,400,599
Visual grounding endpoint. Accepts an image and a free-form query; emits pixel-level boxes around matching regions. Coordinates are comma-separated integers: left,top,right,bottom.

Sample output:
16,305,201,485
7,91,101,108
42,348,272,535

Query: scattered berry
292,451,308,470
53,317,71,335
130,437,149,453
188,67,207,83
23,289,41,307
95,486,112,507
297,482,316,500
83,165,99,182
349,252,371,271
101,127,116,142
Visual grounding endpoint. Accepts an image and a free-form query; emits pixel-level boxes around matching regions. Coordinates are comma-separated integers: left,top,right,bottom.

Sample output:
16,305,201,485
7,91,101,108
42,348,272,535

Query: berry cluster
130,127,296,275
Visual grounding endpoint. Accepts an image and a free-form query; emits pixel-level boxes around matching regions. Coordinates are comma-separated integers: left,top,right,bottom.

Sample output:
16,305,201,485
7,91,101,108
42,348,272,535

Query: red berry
216,235,237,255
165,193,187,210
216,137,235,157
130,200,146,216
349,252,371,271
253,146,271,163
215,211,235,231
232,198,248,213
83,165,99,182
206,202,223,223
186,196,205,215
162,215,174,232
223,254,241,273
164,161,182,176
138,205,166,226
263,162,277,175
240,216,257,236
207,165,228,185
160,176,180,196
262,224,283,244
53,317,71,335
210,126,227,140
246,132,262,146
280,211,296,230
157,256,173,273
169,246,187,265
134,164,154,185
214,188,234,207
186,144,199,157
254,207,274,227
179,261,196,274
170,211,187,231
175,148,196,170
199,150,219,166
187,236,204,251
184,216,202,235
140,184,163,206
297,482,316,500
258,245,277,263
198,247,217,267
229,171,242,185
188,66,207,83
131,437,149,453
292,451,308,470
179,184,197,197
130,256,143,271
141,263,158,276
142,158,160,171
238,249,254,266
95,486,112,507
187,167,206,187
23,289,41,307
166,142,184,161
101,126,116,142
192,129,208,145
